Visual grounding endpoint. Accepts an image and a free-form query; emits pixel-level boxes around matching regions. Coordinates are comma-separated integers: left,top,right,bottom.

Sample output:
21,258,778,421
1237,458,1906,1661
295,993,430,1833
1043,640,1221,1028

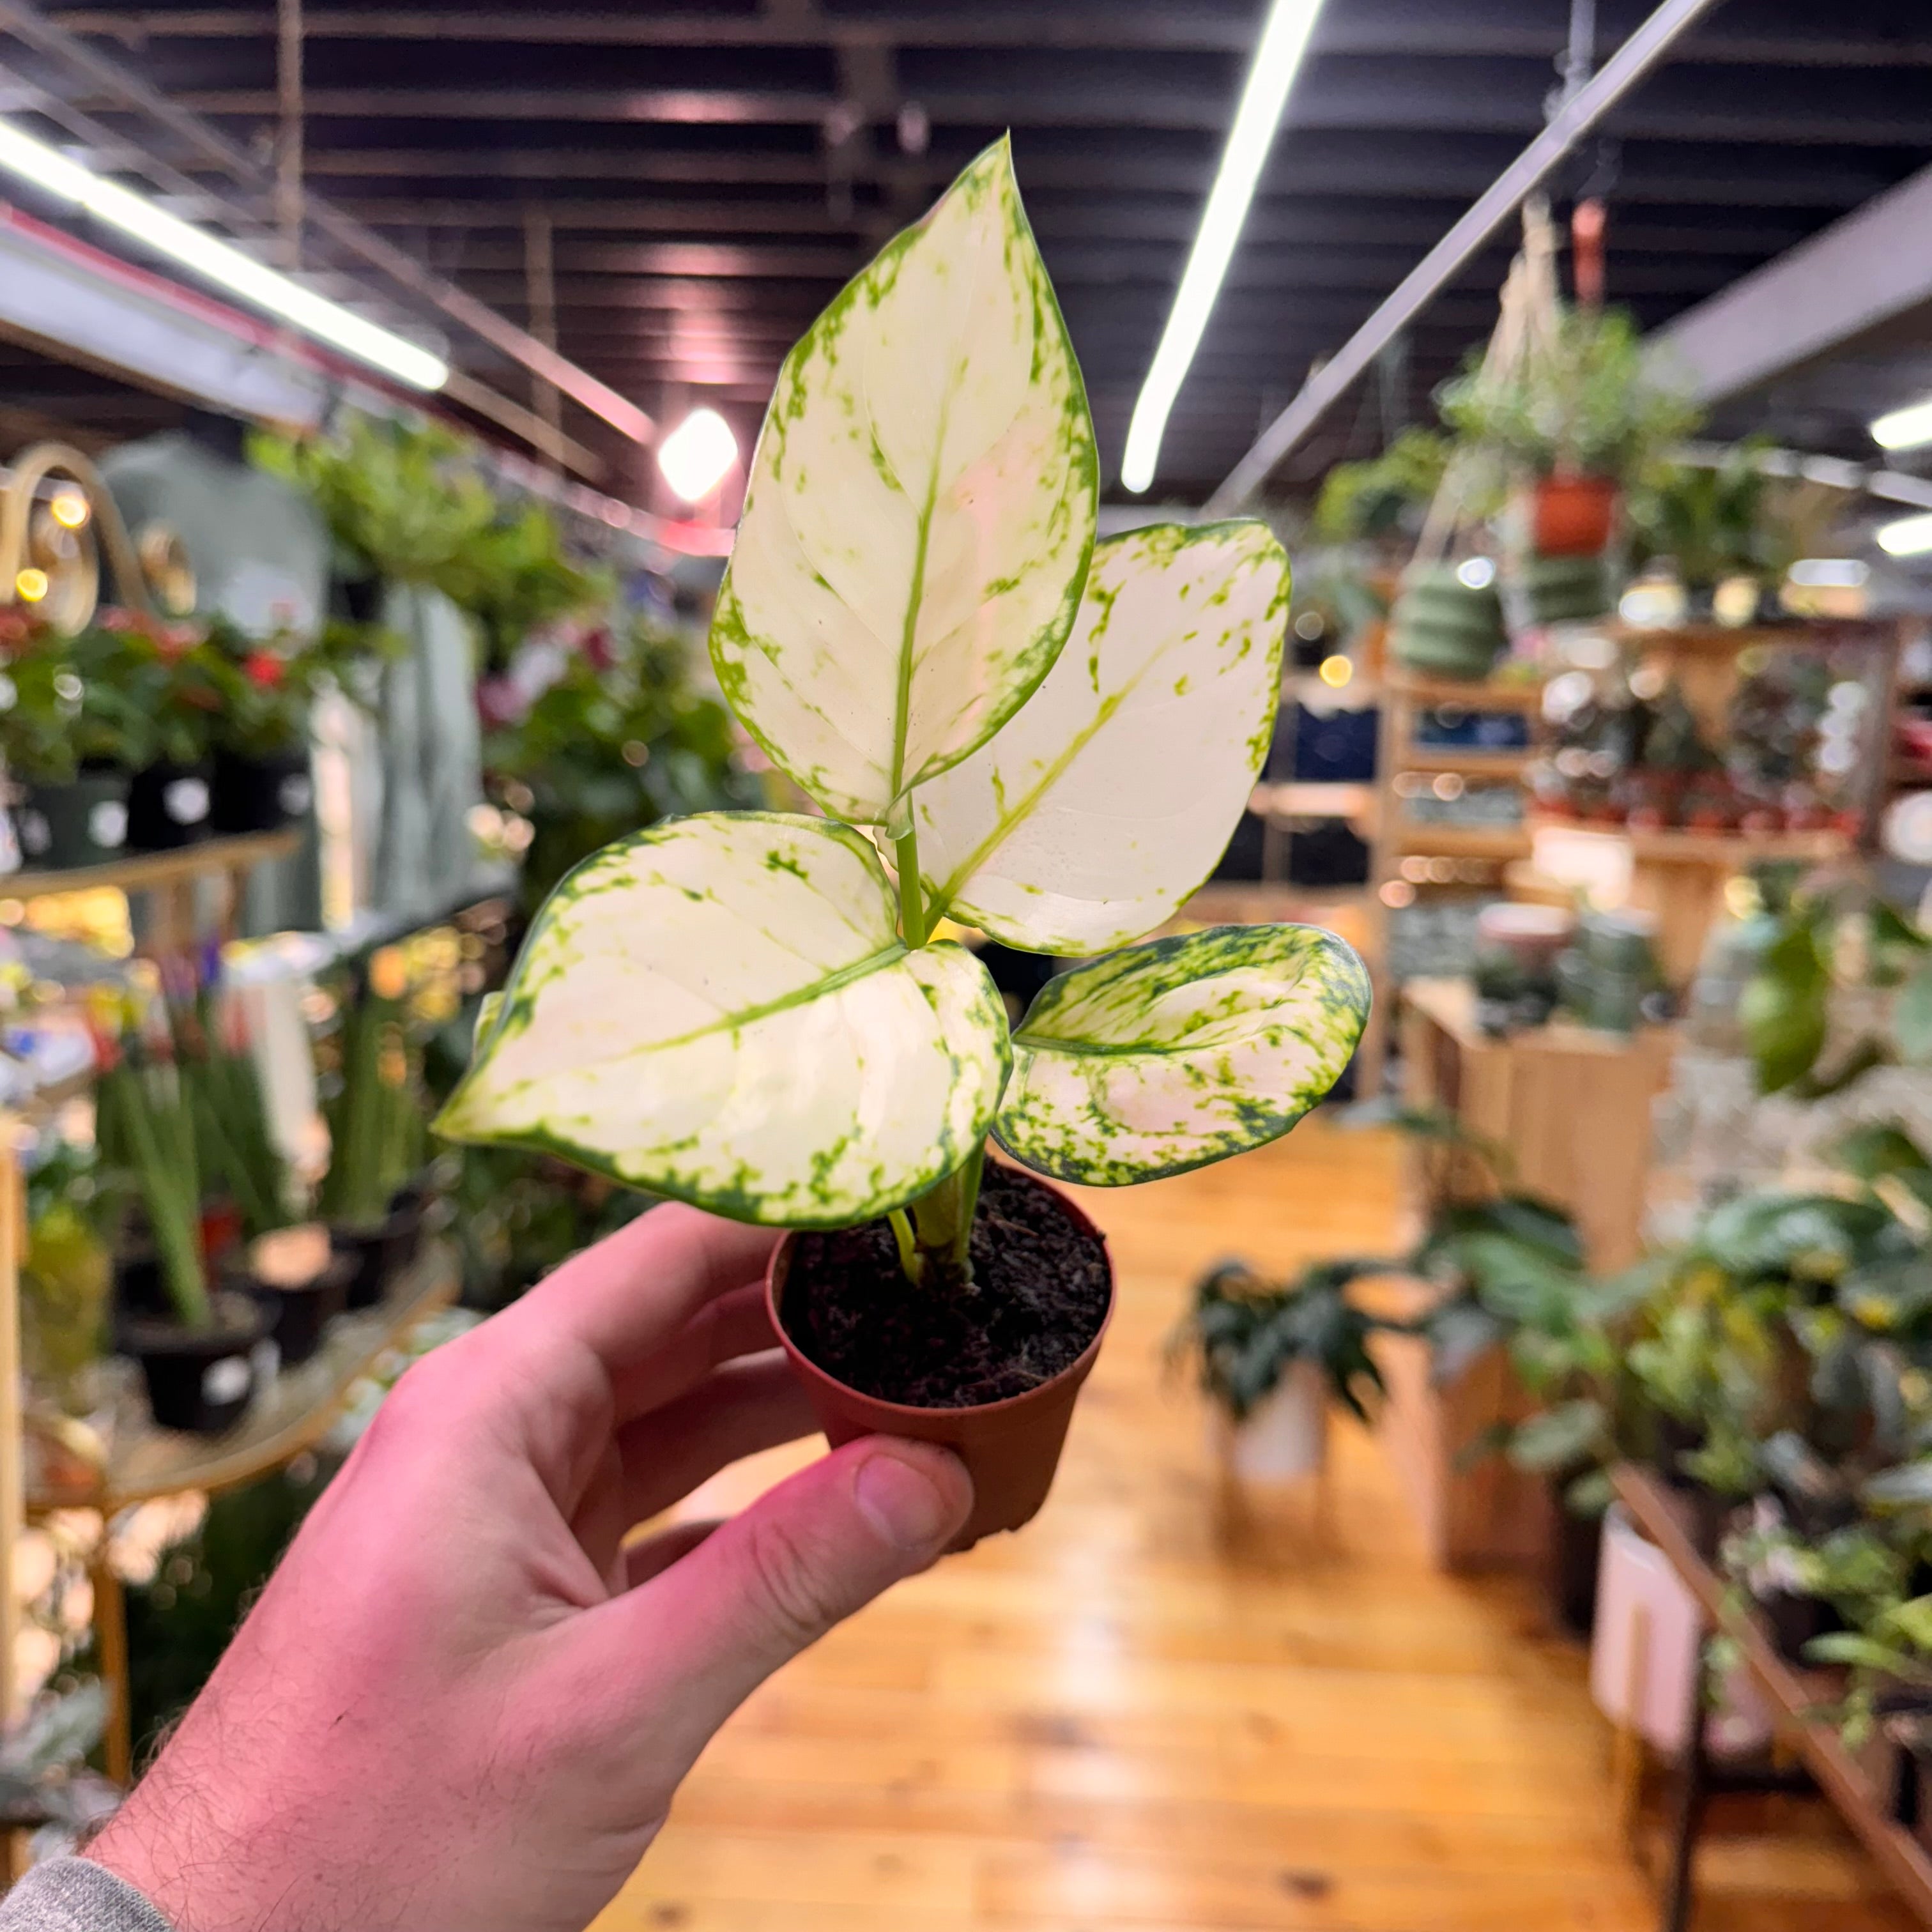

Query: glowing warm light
49,488,90,530
1317,654,1353,688
657,408,739,503
1455,556,1497,589
0,117,448,390
1787,557,1868,588
1120,0,1326,491
14,568,49,602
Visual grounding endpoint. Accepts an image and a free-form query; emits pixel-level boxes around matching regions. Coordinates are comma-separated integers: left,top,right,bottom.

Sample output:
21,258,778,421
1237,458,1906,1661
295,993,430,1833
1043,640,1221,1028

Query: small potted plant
1169,1258,1386,1482
93,612,225,851
95,1032,270,1434
0,613,151,869
437,142,1370,1545
18,1140,114,1419
321,954,429,1307
203,617,318,834
1438,306,1702,556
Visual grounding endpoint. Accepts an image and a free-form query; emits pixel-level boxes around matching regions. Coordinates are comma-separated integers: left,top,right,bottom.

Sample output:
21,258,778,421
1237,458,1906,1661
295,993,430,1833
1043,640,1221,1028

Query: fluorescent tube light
0,118,448,391
1872,399,1932,452
1878,513,1932,558
1119,0,1325,494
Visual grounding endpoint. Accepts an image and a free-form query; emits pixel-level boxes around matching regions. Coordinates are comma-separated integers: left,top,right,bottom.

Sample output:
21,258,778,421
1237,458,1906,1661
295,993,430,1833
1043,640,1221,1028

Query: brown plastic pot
1529,473,1618,556
766,1177,1113,1549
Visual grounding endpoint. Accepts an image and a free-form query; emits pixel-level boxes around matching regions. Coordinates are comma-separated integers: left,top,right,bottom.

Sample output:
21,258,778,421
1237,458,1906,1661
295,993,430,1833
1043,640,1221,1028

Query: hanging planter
1529,473,1620,557
1388,562,1509,680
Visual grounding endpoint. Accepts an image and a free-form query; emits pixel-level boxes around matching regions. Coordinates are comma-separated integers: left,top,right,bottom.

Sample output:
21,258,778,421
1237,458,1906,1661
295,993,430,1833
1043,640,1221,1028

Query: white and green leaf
910,520,1289,951
994,924,1370,1185
436,812,1011,1226
710,136,1098,826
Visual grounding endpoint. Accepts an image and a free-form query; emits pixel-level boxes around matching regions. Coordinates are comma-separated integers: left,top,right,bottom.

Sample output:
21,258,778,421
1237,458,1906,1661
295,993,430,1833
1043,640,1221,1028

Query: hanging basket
1529,473,1619,557
1388,563,1508,681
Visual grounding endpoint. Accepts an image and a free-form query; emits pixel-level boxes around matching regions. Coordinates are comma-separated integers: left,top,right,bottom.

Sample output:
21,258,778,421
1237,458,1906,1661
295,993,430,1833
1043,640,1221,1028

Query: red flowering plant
85,608,228,769
199,614,325,761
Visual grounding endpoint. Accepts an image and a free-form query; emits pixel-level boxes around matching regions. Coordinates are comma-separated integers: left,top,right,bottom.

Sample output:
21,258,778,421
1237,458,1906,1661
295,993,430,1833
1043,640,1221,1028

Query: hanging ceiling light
657,408,739,504
0,117,448,392
1119,0,1327,494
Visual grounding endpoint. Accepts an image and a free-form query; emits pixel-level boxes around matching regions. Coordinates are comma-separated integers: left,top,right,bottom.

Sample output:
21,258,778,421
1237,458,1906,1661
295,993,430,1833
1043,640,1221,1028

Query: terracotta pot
767,1181,1113,1549
1531,473,1618,557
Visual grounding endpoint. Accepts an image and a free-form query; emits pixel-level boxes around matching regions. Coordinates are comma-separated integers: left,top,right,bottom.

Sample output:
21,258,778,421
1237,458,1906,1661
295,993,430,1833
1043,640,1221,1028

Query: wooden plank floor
597,1119,1912,1932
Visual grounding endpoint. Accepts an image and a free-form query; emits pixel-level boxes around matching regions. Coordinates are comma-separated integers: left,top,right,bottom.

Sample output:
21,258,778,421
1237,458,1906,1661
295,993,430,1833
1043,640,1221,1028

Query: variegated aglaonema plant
438,139,1370,1301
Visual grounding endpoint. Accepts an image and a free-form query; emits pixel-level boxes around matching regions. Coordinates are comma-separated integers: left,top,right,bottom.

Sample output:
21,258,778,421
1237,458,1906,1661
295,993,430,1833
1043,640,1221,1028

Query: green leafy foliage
1169,1258,1387,1423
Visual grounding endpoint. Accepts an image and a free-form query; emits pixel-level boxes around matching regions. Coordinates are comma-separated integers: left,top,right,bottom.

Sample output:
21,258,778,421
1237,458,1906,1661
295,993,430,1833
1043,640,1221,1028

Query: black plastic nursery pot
210,747,315,834
1547,1491,1604,1639
232,1254,352,1367
330,1195,425,1310
123,1291,272,1434
767,1163,1114,1549
126,760,214,851
15,769,130,870
1758,1587,1842,1666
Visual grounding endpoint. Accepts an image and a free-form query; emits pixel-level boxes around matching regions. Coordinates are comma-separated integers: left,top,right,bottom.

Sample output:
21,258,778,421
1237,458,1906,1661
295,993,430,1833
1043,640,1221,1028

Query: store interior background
13,1,1932,1927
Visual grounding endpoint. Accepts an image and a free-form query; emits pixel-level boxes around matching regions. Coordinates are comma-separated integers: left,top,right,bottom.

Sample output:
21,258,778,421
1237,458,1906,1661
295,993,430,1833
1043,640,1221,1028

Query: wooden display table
1400,976,1675,1273
1613,1466,1932,1929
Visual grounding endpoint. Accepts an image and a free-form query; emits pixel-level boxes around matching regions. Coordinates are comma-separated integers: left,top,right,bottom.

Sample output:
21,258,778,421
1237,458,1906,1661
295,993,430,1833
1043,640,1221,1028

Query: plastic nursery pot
229,1227,351,1367
1529,473,1619,557
14,769,130,870
122,1291,272,1435
767,1176,1114,1550
126,759,214,852
329,1197,425,1310
210,747,315,834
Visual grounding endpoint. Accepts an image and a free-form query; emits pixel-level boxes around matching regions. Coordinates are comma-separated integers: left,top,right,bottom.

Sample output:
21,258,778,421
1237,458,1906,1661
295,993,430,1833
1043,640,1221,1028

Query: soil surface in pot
783,1163,1108,1407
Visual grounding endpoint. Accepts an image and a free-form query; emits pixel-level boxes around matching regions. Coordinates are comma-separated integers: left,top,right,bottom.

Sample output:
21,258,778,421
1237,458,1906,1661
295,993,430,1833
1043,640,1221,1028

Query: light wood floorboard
595,1119,1913,1932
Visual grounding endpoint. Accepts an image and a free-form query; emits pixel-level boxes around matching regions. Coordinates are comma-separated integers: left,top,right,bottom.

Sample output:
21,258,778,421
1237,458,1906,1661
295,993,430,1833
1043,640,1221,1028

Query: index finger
494,1202,781,1399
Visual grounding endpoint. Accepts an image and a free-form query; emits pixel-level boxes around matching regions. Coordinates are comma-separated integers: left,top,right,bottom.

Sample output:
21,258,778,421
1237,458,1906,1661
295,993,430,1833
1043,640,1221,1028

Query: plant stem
887,1208,924,1286
894,824,926,948
907,1140,986,1285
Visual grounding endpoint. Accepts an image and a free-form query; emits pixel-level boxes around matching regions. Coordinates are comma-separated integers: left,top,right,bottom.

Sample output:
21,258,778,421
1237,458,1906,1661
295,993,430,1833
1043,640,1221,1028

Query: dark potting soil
783,1163,1109,1409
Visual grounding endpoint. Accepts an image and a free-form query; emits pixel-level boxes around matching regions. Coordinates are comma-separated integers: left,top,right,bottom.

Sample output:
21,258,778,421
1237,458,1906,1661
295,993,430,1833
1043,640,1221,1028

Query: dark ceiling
6,0,1932,506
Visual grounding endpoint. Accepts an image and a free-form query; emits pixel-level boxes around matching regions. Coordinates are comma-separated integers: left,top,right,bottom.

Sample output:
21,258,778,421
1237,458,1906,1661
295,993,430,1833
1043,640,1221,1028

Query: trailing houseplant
437,142,1370,1543
1436,305,1701,556
1169,1257,1386,1482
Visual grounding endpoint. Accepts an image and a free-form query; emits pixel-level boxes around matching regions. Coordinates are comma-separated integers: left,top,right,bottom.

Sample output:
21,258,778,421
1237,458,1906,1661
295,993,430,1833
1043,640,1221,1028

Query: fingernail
853,1449,955,1551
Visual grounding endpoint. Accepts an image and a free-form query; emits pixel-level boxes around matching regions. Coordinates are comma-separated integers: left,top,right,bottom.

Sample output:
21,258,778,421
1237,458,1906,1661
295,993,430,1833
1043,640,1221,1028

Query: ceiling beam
38,3,1932,67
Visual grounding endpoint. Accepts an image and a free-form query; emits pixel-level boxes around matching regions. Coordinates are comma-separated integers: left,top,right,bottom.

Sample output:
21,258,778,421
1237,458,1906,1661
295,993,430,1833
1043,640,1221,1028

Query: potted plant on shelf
95,1031,270,1435
91,611,226,852
0,611,153,869
436,141,1371,1545
19,1139,114,1420
1437,305,1702,557
1169,1258,1386,1483
203,617,319,834
321,954,429,1307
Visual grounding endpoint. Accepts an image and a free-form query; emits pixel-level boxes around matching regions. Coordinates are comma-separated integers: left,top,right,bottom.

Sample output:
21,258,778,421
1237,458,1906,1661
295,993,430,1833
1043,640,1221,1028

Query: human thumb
602,1437,972,1767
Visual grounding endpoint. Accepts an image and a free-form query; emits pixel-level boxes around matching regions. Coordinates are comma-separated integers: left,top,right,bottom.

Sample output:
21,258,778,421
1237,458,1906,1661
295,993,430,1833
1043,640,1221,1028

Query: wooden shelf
1386,671,1547,712
1609,620,1795,654
27,1242,458,1513
1524,821,1851,866
1400,746,1537,779
1392,821,1531,860
1,828,300,903
1614,1465,1932,1924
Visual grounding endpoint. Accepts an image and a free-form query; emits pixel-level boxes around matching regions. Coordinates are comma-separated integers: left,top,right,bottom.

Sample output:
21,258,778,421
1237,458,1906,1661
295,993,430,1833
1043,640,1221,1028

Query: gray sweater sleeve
0,1859,173,1932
